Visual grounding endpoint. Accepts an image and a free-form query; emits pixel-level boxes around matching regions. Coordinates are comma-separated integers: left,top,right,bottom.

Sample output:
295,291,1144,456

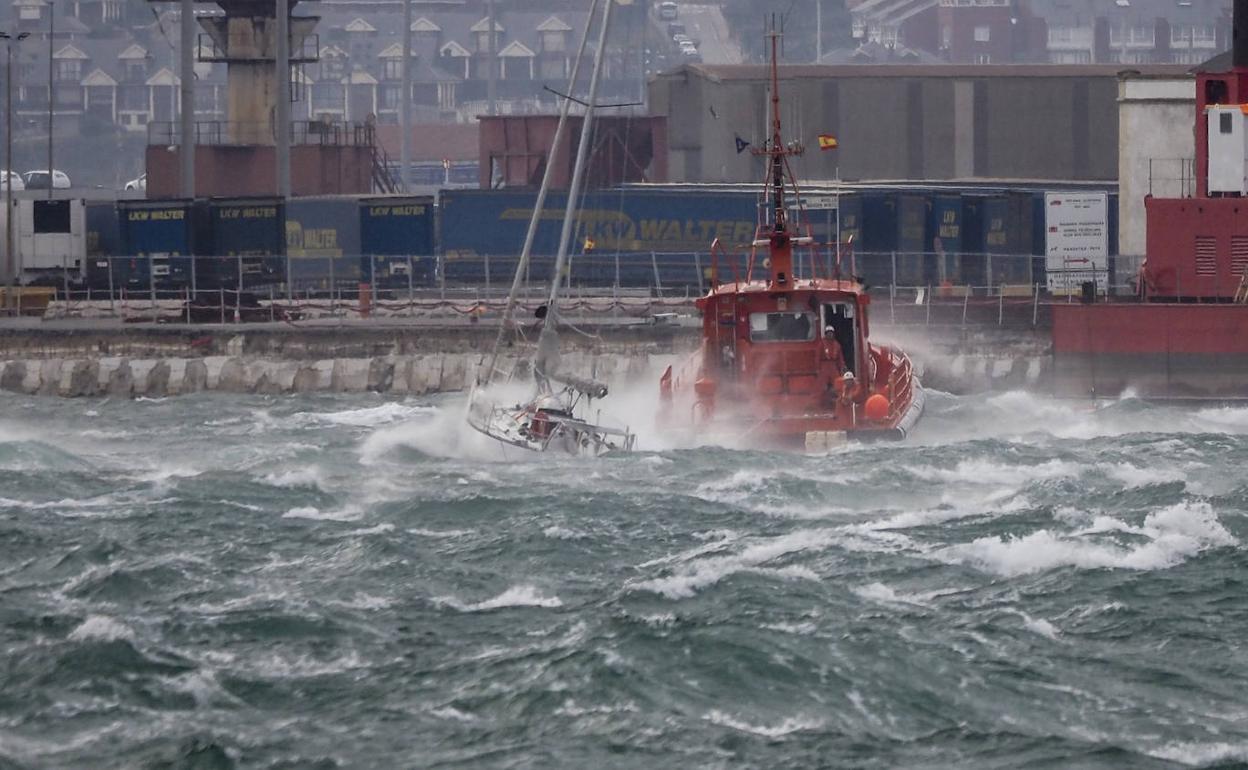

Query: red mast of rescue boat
754,27,800,288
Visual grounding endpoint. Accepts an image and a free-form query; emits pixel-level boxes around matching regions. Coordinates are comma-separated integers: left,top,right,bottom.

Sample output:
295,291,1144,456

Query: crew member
821,326,845,374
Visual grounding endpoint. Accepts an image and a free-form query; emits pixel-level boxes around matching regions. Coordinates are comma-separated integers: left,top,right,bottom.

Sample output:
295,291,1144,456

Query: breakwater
0,319,1051,398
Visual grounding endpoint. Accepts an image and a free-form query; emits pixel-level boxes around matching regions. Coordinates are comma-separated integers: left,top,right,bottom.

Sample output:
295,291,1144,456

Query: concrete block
368,357,396,392
164,359,188,396
201,356,230,390
97,357,124,390
439,354,468,392
991,358,1014,380
20,361,40,394
292,364,323,393
331,359,370,392
180,360,204,393
128,360,158,397
106,360,134,396
388,359,412,395
0,361,24,393
146,360,171,397
37,360,63,396
59,360,98,397
405,356,437,395
216,358,248,392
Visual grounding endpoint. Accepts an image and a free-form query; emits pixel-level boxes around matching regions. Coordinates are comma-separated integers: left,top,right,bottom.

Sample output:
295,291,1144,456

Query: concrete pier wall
0,322,1053,398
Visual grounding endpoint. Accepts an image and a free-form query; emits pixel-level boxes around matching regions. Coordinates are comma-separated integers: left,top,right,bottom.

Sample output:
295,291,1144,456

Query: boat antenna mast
751,19,803,285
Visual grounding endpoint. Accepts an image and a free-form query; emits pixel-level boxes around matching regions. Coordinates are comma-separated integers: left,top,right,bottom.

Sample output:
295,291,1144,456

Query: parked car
673,33,691,45
1,170,24,191
124,173,146,191
658,1,678,21
667,22,686,37
23,170,71,190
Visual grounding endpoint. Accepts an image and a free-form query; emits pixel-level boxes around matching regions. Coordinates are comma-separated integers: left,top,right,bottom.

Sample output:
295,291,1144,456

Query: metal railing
12,251,1147,326
1147,157,1196,198
146,119,381,147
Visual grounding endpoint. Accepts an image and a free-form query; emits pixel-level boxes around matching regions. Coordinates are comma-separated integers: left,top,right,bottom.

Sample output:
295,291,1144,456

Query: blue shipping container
895,194,926,285
115,200,200,289
286,197,362,288
206,198,285,288
927,193,962,285
442,188,753,253
359,196,436,288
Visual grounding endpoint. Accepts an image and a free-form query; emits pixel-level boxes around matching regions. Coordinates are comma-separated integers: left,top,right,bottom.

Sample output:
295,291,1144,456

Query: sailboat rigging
466,0,637,456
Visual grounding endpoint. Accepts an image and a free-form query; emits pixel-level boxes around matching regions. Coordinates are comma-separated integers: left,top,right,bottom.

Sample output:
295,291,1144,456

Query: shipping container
894,193,926,285
985,193,1037,285
204,197,286,289
439,188,758,287
84,202,120,290
114,199,205,289
850,191,893,286
927,193,962,285
359,195,436,288
85,202,119,258
286,197,362,290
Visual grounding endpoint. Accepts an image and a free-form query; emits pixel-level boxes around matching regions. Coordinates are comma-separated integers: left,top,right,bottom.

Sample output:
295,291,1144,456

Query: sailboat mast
545,0,615,314
484,0,602,383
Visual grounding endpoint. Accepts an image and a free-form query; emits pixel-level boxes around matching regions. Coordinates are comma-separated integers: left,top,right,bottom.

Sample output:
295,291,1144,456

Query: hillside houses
0,0,647,143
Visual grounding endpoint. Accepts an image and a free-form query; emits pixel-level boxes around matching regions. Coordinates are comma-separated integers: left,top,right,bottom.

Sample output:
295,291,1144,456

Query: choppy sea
2,387,1248,768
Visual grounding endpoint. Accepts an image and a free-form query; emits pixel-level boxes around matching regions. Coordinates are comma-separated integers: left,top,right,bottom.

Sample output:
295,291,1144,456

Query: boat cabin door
822,302,857,374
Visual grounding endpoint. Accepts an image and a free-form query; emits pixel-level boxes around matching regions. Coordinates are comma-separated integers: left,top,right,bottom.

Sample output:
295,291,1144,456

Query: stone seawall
0,352,664,399
0,321,1053,398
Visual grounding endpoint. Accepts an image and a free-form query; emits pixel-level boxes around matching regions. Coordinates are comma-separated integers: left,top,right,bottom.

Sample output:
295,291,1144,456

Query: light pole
1,30,29,313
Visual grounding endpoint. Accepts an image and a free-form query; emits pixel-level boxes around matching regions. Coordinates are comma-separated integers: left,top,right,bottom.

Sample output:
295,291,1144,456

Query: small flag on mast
817,134,839,150
735,135,751,154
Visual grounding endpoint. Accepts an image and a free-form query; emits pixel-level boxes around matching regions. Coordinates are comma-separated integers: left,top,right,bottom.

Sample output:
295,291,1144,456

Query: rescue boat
658,31,924,450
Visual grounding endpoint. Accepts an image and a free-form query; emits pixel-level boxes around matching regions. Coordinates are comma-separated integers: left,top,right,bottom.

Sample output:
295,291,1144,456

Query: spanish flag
817,134,838,150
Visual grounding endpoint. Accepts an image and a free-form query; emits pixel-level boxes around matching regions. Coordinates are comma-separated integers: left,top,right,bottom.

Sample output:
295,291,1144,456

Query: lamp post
1,30,29,314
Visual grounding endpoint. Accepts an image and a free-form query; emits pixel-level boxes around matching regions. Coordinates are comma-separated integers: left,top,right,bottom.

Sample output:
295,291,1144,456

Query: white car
124,173,146,191
0,170,24,191
23,169,71,190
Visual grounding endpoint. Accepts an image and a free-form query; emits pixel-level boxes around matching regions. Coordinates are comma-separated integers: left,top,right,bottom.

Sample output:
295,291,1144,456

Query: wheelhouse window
749,312,814,343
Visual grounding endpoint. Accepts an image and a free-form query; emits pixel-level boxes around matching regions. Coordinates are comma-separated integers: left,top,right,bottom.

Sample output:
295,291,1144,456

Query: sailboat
465,0,637,457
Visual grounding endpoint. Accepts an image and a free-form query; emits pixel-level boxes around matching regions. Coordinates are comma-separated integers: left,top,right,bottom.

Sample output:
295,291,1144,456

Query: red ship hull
1052,304,1248,399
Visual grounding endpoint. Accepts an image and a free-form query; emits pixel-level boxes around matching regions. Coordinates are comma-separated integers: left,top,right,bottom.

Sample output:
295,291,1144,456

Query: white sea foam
761,621,818,636
936,502,1235,576
1018,612,1061,640
68,615,135,643
852,582,925,606
263,467,329,491
704,710,823,738
543,525,587,540
1148,741,1248,766
293,402,434,428
435,584,563,612
1104,462,1186,489
429,706,478,722
407,527,474,539
282,505,364,522
630,529,830,600
341,523,395,536
245,650,368,679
